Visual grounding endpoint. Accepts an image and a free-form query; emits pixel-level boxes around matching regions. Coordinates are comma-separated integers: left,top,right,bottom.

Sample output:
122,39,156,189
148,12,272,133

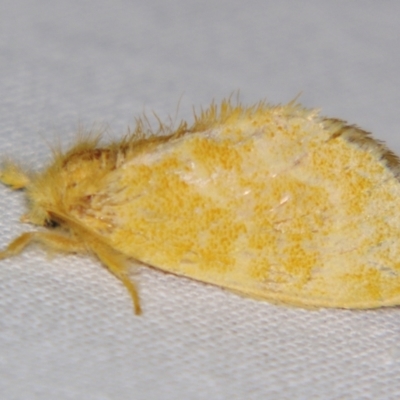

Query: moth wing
101,107,400,309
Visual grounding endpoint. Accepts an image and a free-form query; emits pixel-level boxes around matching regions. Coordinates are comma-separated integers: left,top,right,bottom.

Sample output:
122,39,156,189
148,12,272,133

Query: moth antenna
0,162,31,190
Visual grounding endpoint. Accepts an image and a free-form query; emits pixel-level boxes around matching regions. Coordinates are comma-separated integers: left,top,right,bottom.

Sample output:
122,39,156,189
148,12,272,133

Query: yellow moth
1,99,400,314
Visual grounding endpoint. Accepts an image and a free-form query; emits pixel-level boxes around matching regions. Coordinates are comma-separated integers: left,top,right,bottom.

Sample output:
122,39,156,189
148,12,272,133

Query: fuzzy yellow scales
1,100,400,314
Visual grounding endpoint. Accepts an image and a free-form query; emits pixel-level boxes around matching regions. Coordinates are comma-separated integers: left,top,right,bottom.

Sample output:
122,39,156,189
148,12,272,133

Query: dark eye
45,219,60,228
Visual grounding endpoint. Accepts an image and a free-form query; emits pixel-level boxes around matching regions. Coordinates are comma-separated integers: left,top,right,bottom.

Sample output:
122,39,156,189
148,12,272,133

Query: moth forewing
2,99,400,314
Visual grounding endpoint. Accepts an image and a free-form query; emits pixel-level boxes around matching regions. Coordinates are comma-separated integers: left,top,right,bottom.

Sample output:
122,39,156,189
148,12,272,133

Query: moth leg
0,231,85,260
91,242,142,315
46,211,142,315
0,231,142,314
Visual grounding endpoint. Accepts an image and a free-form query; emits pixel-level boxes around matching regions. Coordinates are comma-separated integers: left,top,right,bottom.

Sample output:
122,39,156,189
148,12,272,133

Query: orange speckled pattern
75,103,400,309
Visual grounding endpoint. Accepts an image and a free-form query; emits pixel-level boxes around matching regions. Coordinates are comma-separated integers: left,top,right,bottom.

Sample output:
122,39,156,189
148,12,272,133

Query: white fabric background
1,1,400,399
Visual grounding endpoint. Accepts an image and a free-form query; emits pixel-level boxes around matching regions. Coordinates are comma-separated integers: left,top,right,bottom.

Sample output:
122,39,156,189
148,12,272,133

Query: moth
1,99,400,314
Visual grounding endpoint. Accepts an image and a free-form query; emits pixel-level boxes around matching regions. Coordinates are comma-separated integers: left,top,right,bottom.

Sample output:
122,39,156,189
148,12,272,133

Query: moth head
23,182,63,229
20,208,61,229
23,161,80,230
0,162,47,227
2,137,114,232
0,161,65,229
